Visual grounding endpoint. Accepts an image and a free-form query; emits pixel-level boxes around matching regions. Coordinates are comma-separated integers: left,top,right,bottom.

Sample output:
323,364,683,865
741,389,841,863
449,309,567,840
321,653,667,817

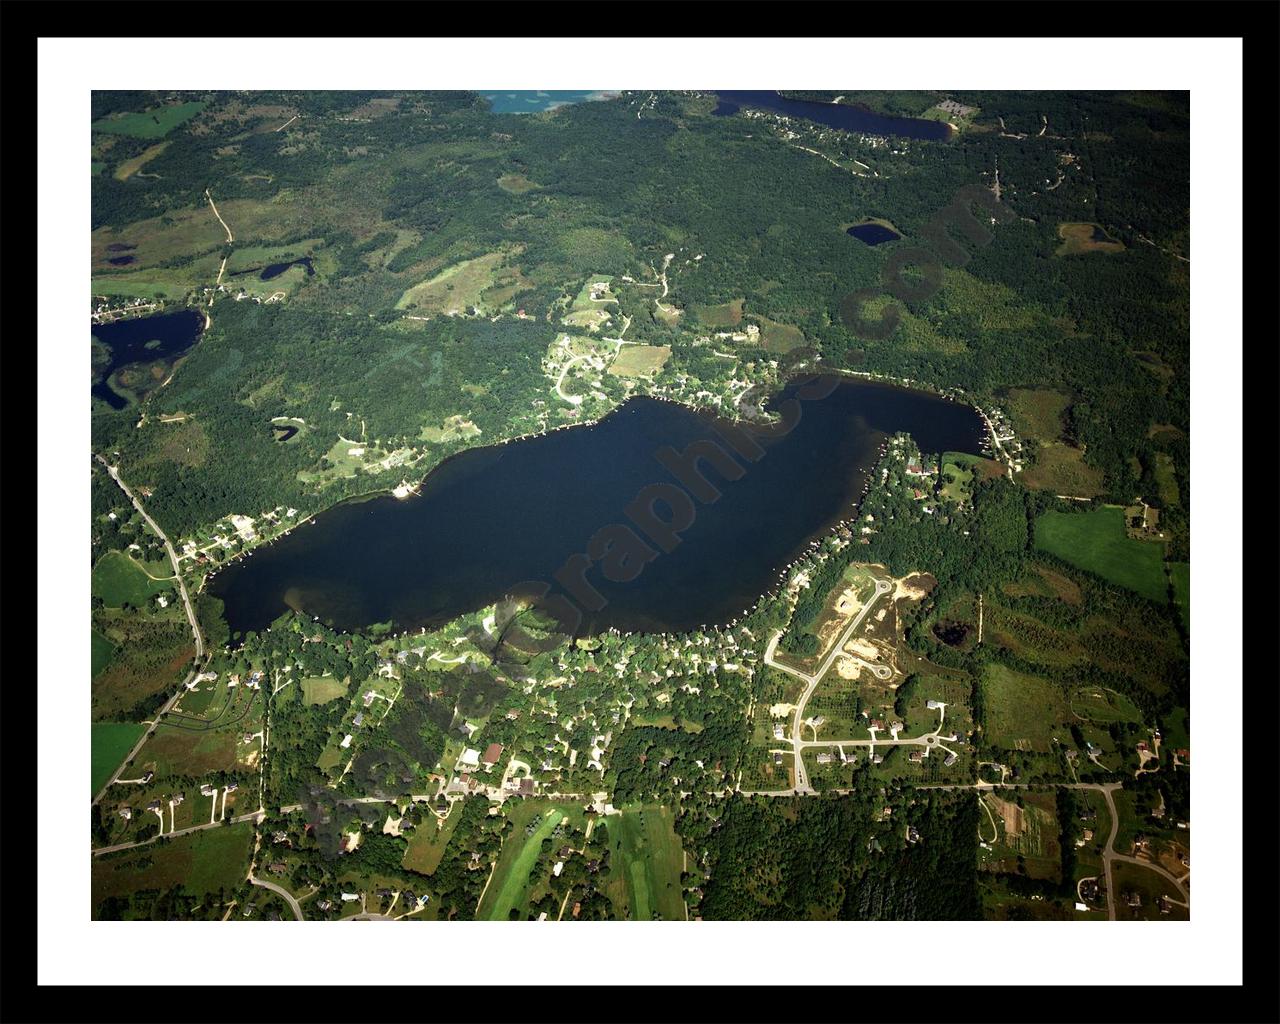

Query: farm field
608,344,671,378
92,628,117,678
91,722,146,796
92,550,173,608
692,297,744,326
1020,443,1107,497
1069,686,1143,725
92,821,253,917
93,100,206,139
980,663,1069,752
402,802,464,876
1034,506,1168,603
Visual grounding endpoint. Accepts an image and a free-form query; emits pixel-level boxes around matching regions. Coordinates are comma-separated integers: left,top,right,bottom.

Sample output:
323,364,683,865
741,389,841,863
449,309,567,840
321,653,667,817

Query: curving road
248,871,304,921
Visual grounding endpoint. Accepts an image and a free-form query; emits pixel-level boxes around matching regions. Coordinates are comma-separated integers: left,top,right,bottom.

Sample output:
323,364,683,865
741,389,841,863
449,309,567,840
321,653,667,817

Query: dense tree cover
693,788,979,920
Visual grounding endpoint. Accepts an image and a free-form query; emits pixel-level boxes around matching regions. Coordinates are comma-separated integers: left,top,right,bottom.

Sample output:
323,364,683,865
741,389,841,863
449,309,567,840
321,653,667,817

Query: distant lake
207,377,986,639
713,91,950,141
481,90,620,114
847,223,901,246
91,309,205,410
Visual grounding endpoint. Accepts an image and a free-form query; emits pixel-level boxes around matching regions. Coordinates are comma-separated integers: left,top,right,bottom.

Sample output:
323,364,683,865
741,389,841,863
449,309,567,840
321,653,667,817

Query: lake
847,223,902,246
207,377,986,639
712,91,950,141
91,309,205,410
482,91,620,114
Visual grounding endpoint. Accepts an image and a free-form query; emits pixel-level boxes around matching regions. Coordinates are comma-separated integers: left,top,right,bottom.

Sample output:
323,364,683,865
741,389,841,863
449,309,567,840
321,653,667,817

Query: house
147,800,162,812
926,699,943,710
273,831,289,844
141,770,154,784
518,778,535,797
572,902,582,919
869,753,884,764
772,724,785,740
481,743,504,766
200,784,216,797
1125,892,1142,908
269,862,288,875
906,826,921,843
225,782,238,793
457,748,481,770
317,900,332,912
890,721,903,733
552,861,565,877
376,888,393,899
352,713,364,728
171,792,184,806
869,719,885,731
907,750,925,763
363,691,376,707
816,753,833,764
340,893,360,902
1075,828,1095,847
119,807,132,821
773,752,784,766
340,734,353,749
460,721,479,739
943,751,958,767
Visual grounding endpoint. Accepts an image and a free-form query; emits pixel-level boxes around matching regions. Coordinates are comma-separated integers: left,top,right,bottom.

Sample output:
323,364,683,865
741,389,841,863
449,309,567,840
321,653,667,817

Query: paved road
248,872,303,920
764,577,892,792
91,456,207,807
92,808,264,857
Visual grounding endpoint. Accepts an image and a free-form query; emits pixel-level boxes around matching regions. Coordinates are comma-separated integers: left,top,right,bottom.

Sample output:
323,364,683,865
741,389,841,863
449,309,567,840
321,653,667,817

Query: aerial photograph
86,86,1191,924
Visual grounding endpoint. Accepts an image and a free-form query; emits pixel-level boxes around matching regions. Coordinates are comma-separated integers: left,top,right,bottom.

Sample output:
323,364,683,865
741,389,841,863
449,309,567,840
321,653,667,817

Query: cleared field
754,315,806,353
114,141,170,181
94,101,206,139
1007,388,1070,441
478,806,564,920
979,791,1061,881
608,344,671,378
1034,506,1168,603
1000,562,1083,605
301,675,348,705
1020,443,1106,497
140,723,244,776
611,805,686,920
396,251,503,312
980,663,1069,752
985,604,1086,667
497,173,540,194
92,822,253,916
1056,222,1125,256
1070,686,1143,725
1153,452,1180,507
92,551,173,608
91,722,146,796
92,628,118,678
402,802,464,876
692,297,744,326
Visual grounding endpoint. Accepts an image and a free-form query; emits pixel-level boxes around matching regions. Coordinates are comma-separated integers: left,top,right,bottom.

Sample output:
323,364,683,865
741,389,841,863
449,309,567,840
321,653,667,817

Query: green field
92,628,117,678
91,551,173,608
1069,686,1143,725
301,675,349,705
93,101,206,139
402,802,464,876
92,821,253,916
91,721,146,796
612,805,686,921
980,664,1069,752
1169,562,1190,629
1033,506,1168,603
478,806,564,920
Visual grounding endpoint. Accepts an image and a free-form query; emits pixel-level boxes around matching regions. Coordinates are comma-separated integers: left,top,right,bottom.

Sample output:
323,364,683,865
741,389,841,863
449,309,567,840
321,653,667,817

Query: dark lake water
847,223,901,246
91,309,205,410
208,377,985,639
713,91,951,141
260,257,314,281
